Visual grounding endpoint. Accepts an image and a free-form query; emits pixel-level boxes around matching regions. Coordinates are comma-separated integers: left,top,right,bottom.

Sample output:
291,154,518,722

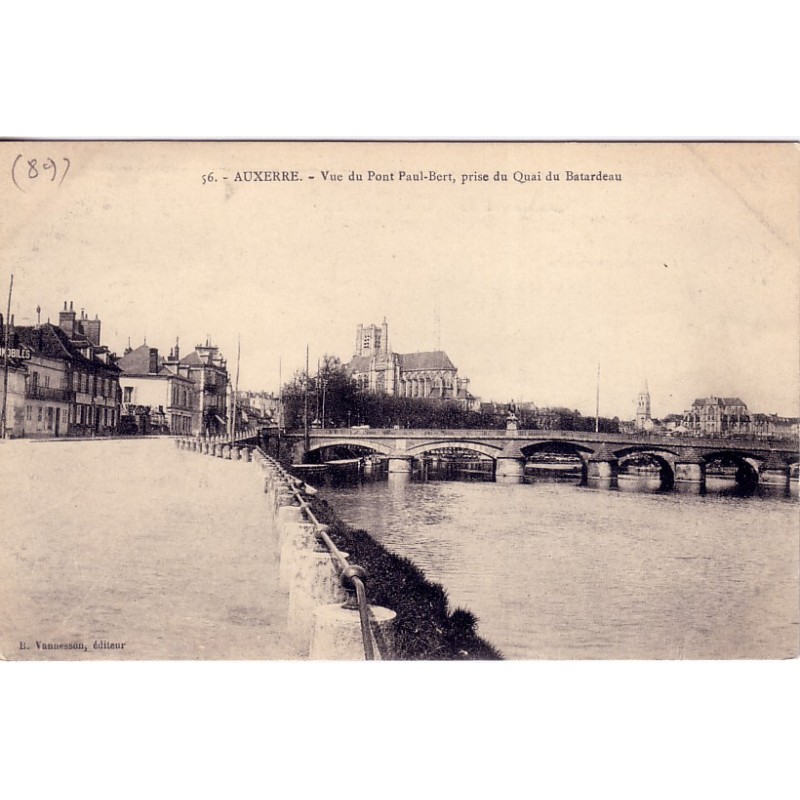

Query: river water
319,473,800,659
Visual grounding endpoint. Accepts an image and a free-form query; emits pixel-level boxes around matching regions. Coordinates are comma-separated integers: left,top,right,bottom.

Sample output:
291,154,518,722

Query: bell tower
635,380,652,430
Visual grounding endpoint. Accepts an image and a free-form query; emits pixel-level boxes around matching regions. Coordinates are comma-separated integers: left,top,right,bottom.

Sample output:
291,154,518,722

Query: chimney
84,313,102,346
174,337,180,361
59,300,76,337
148,347,159,374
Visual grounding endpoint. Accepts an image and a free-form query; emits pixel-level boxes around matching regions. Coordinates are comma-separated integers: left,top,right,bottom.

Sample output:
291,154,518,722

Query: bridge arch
614,448,677,491
405,440,504,460
519,440,594,484
305,438,394,457
519,440,595,458
700,449,760,492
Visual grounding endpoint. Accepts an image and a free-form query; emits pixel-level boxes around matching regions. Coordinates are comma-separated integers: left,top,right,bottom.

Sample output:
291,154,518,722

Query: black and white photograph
1,141,797,663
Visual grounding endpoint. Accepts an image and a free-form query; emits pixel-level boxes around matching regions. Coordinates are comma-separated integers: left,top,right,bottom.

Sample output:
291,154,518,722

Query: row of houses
1,301,234,439
626,389,799,439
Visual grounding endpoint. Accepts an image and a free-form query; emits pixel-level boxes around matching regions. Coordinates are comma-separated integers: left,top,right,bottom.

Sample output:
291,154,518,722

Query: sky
2,141,798,420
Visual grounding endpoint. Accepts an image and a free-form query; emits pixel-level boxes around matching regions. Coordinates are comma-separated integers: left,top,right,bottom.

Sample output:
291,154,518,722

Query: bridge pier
759,456,791,493
587,447,618,489
674,458,706,494
495,456,525,484
387,455,413,485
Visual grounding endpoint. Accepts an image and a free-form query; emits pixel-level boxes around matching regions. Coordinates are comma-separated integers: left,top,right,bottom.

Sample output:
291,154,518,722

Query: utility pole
595,362,600,433
1,273,14,439
231,333,240,444
315,358,320,421
304,344,310,453
277,356,283,458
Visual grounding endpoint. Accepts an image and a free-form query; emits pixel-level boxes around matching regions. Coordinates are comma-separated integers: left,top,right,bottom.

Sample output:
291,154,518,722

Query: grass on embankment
304,493,503,661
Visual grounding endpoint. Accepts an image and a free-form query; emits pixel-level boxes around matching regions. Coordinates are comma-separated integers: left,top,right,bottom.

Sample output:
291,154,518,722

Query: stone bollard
287,546,349,655
309,602,396,661
231,445,241,461
279,521,317,590
222,444,231,460
243,447,252,462
276,504,304,546
274,490,295,517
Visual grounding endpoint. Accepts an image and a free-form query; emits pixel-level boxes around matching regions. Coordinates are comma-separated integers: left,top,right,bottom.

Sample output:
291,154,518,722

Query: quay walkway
0,437,294,660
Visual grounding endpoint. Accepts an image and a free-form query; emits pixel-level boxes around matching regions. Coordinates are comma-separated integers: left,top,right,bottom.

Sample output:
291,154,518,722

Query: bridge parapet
292,429,798,472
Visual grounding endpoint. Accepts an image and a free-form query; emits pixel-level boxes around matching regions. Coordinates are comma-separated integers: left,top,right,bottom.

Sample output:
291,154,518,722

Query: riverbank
289,472,503,660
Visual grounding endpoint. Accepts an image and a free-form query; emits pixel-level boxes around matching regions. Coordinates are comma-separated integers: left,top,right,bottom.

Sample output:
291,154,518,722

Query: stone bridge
284,428,799,490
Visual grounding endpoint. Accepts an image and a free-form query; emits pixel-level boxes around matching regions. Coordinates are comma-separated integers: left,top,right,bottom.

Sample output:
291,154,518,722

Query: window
44,374,50,388
46,407,53,429
37,407,43,422
26,405,32,421
124,386,133,404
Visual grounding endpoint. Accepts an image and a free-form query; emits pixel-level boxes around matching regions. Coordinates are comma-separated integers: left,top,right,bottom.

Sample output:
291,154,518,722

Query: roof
346,350,458,375
117,344,162,374
16,323,120,373
397,351,456,371
691,396,747,407
179,351,204,366
16,324,75,361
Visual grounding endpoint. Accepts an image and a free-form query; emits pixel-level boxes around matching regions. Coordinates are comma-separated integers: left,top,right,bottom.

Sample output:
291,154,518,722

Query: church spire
636,379,652,430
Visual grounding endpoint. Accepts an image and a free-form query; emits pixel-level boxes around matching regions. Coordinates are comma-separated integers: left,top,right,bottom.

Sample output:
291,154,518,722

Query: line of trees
279,355,620,433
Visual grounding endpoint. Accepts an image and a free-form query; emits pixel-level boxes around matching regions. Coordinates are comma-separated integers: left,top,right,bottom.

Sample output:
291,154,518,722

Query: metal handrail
257,446,375,660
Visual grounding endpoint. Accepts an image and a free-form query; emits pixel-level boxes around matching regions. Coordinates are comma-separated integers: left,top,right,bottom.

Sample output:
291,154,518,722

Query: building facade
237,391,280,424
1,356,31,438
117,343,198,434
13,302,121,438
164,339,229,435
346,320,480,410
683,396,750,436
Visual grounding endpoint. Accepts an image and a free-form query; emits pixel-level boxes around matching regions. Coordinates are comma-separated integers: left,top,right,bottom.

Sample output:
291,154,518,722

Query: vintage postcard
0,141,798,661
